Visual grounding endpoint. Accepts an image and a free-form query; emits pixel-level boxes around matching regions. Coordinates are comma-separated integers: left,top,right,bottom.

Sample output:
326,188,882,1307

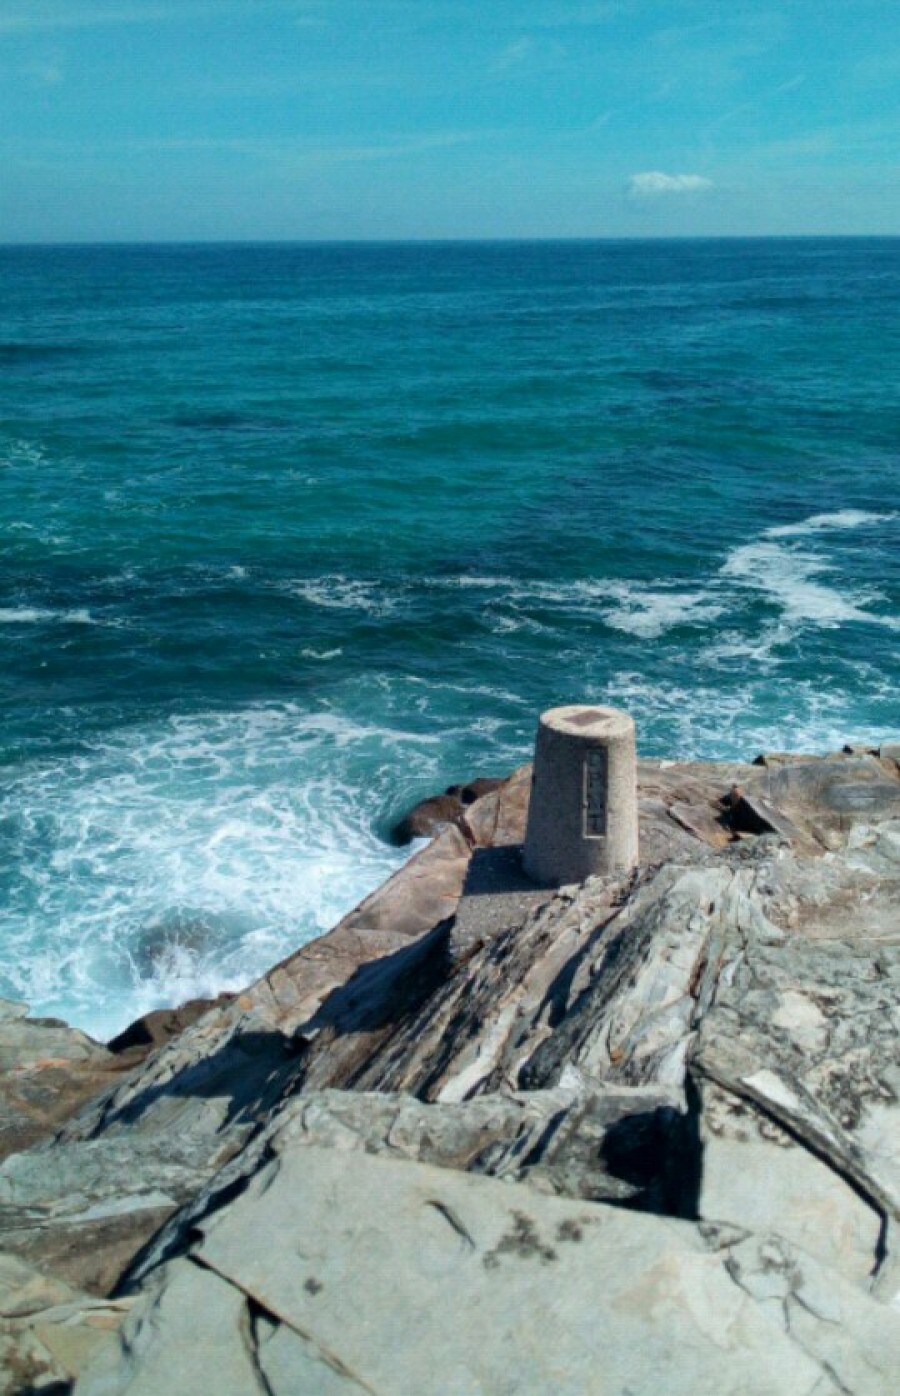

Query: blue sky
2,0,899,241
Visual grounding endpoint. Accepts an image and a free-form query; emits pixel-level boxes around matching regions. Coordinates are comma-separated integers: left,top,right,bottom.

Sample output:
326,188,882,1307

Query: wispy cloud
491,33,567,77
627,171,713,197
774,74,806,95
528,3,626,27
313,131,486,164
2,128,495,167
494,37,536,73
0,1,281,35
23,56,64,84
0,4,175,34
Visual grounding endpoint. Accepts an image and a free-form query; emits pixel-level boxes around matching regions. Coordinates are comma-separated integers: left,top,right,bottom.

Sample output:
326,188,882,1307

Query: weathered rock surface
81,1145,890,1396
1,747,899,1392
0,1002,146,1164
106,995,235,1055
0,1253,130,1396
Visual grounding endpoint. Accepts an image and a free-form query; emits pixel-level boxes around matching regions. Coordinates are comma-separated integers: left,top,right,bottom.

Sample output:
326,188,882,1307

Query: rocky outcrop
0,1002,150,1165
106,995,235,1055
1,747,899,1392
389,776,507,844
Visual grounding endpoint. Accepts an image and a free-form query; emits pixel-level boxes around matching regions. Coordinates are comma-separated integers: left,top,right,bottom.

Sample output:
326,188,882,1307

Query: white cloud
627,171,713,197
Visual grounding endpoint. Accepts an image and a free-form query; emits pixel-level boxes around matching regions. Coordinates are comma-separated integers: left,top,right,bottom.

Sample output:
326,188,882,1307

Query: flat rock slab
79,1146,843,1396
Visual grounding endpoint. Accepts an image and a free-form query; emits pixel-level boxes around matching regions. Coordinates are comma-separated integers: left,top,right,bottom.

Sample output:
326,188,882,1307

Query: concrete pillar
522,705,639,886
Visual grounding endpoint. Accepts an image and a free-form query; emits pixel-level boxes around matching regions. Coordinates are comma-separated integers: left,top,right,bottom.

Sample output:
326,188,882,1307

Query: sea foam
0,704,430,1040
0,607,96,625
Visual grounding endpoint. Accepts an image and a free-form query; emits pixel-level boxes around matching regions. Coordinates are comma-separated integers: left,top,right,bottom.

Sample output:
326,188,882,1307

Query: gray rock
78,1147,838,1396
123,1081,689,1287
4,748,900,1392
759,755,900,833
0,1000,104,1073
75,1259,265,1396
696,1078,882,1286
0,1252,130,1395
719,1230,900,1395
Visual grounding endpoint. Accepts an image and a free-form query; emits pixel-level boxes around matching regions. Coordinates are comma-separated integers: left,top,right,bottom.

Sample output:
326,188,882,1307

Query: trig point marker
522,705,639,886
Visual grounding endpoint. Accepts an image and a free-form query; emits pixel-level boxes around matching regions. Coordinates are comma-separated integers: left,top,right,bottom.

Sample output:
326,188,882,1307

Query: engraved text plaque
583,748,608,838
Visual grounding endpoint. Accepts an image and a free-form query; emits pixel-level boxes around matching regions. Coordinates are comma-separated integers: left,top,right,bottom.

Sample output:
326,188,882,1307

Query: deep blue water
1,239,898,1037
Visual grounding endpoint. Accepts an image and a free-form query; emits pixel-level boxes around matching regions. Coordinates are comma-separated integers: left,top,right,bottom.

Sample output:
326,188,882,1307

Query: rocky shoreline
2,741,900,1393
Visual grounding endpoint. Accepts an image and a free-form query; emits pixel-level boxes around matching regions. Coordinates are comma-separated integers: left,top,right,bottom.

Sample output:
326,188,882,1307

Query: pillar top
538,705,634,740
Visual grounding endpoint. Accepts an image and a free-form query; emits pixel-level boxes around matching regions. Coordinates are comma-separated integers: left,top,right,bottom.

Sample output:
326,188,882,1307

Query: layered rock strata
0,746,899,1393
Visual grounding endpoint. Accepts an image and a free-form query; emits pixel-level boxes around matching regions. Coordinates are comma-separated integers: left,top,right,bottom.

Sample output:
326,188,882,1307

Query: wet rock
107,996,234,1055
447,776,506,806
390,792,468,844
389,777,506,845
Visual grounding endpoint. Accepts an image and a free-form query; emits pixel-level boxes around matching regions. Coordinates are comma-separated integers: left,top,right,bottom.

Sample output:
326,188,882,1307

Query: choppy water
1,239,897,1037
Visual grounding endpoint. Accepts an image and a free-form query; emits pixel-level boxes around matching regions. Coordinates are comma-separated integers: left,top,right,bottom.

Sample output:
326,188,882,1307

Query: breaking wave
0,706,436,1040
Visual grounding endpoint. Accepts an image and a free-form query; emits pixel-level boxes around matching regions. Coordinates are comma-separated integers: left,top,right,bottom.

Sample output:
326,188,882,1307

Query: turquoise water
1,239,898,1038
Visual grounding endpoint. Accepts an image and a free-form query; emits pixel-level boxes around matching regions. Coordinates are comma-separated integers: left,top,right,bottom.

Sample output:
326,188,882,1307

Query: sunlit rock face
2,747,900,1394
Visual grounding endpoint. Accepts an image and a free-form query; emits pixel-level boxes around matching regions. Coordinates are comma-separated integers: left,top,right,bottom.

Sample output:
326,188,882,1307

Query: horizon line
3,233,900,250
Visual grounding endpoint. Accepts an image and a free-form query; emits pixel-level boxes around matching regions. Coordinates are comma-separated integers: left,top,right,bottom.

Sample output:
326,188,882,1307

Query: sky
2,0,899,242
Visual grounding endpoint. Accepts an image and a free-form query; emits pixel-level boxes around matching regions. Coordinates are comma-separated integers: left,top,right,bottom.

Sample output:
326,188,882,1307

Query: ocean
1,238,898,1039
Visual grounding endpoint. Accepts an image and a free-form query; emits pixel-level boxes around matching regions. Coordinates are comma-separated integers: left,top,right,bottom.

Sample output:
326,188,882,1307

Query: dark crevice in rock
244,1297,279,1396
425,1199,477,1250
604,1082,704,1221
517,890,660,1091
528,906,621,1036
14,1385,71,1396
671,1071,705,1221
873,1212,889,1279
193,1254,380,1395
116,1151,269,1295
514,1105,572,1171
